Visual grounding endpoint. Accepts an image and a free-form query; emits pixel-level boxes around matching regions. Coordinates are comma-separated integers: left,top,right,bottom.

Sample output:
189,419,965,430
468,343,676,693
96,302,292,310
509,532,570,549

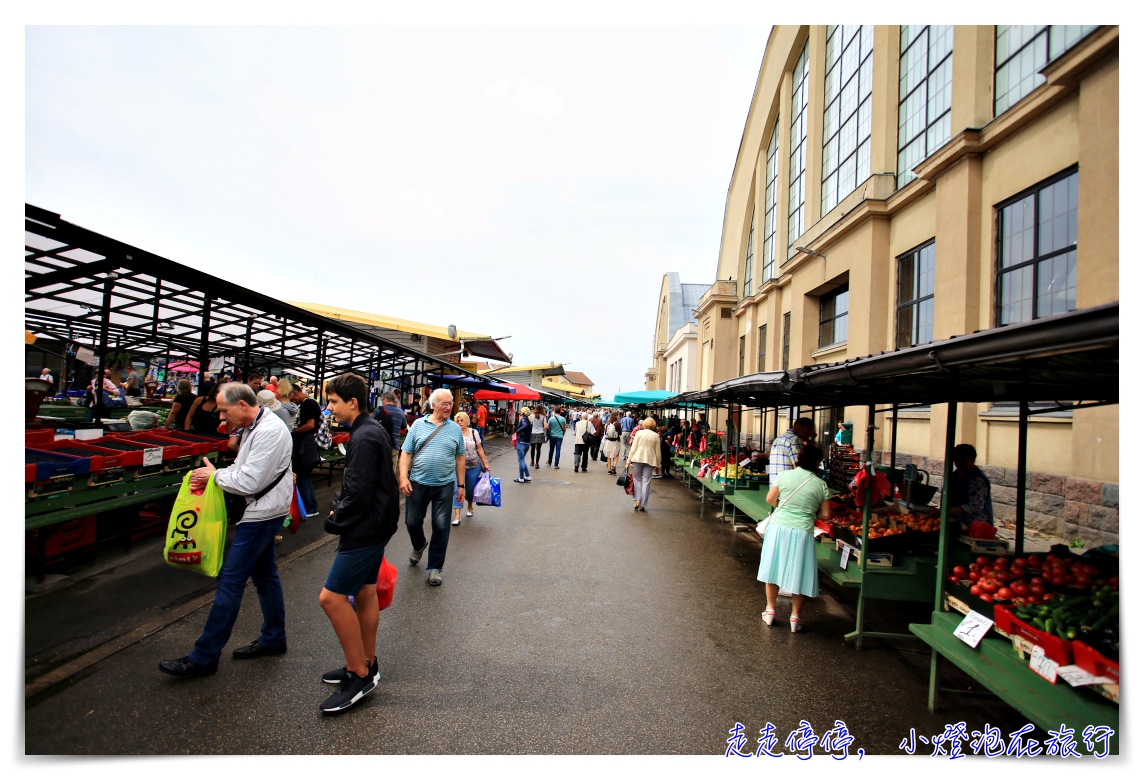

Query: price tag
953,610,994,648
839,545,851,570
75,346,97,366
143,447,164,468
1056,665,1114,687
1029,645,1059,683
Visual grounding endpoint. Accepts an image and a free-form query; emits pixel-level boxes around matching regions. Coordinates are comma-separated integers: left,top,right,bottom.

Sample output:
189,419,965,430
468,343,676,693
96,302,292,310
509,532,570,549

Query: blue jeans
547,437,563,466
295,468,318,515
405,481,454,571
475,425,485,444
515,442,531,478
189,518,286,666
453,466,482,508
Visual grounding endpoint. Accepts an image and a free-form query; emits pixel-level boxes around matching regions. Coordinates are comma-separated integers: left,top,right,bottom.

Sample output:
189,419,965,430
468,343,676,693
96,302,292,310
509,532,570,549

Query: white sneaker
451,518,461,526
466,511,473,517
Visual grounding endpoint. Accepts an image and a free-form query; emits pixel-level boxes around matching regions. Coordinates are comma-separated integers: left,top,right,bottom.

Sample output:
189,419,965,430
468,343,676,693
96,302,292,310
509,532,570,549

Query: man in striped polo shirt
767,417,816,482
399,388,466,587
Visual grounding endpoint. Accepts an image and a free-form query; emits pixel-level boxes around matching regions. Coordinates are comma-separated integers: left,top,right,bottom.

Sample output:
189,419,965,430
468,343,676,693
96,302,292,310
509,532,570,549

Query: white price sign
1029,645,1060,683
839,545,852,570
1056,664,1114,687
75,346,97,366
953,610,994,648
143,447,164,468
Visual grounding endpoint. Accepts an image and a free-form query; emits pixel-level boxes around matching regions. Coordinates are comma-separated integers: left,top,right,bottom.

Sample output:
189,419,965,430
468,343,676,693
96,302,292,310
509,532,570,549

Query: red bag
376,555,398,610
624,473,635,496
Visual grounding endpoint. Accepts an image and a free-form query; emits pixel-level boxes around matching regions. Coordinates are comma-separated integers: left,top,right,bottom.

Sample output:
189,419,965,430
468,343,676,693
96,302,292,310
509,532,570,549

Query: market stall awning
424,373,516,393
613,389,676,405
474,381,539,401
540,376,599,398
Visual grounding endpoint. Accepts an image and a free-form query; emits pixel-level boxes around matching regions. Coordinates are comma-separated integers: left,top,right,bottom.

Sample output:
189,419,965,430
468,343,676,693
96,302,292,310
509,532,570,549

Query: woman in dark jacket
187,381,221,434
514,408,533,483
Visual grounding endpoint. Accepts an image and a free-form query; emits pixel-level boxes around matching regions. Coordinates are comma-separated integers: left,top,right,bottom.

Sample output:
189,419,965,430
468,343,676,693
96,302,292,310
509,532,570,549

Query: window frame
761,124,779,283
994,26,1099,116
781,312,791,370
743,211,755,298
738,335,746,377
895,239,936,349
788,44,809,249
896,25,953,189
822,25,875,214
757,324,767,373
818,285,850,349
994,166,1079,326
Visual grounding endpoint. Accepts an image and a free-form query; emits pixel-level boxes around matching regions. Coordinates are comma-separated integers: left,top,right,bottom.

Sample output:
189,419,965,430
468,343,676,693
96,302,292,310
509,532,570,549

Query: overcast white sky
26,25,768,397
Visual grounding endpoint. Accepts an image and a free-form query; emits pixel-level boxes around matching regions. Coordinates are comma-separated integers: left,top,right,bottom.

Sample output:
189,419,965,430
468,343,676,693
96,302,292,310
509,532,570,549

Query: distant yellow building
662,26,1119,544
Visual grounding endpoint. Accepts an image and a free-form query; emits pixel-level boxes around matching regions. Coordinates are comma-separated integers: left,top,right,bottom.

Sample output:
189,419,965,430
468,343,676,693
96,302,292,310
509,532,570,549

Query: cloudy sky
26,25,768,397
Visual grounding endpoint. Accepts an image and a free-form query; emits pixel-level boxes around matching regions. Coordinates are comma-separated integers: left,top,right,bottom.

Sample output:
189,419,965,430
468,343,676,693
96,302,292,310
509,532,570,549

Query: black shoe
573,467,578,472
158,656,218,678
323,656,378,685
320,668,378,713
232,639,287,659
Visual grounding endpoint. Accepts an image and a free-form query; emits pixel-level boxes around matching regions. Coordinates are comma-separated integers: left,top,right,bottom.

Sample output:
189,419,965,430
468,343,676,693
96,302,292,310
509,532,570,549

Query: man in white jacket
160,382,294,678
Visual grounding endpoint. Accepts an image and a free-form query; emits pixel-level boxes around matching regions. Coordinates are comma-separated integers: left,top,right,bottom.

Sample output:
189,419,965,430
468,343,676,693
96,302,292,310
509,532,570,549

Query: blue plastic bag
488,476,501,508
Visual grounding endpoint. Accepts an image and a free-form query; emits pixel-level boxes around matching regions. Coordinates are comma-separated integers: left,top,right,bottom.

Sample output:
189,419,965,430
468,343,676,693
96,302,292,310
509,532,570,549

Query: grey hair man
159,382,294,678
399,388,466,586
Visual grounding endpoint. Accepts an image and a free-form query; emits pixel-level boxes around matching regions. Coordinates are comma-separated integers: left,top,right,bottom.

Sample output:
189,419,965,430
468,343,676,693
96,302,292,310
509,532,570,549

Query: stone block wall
872,451,1119,546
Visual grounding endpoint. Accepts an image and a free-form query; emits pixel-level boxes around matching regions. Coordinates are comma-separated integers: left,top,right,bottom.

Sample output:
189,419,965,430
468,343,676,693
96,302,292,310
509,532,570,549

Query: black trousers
589,435,602,460
574,444,590,470
530,442,543,464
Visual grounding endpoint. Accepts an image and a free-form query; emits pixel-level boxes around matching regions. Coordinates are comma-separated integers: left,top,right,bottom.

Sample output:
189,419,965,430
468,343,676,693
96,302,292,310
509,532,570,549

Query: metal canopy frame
25,204,488,417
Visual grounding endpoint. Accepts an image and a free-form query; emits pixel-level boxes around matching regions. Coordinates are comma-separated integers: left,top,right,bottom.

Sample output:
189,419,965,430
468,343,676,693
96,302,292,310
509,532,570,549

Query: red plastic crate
26,515,98,562
1072,640,1119,683
117,432,195,459
993,605,1073,665
26,428,56,448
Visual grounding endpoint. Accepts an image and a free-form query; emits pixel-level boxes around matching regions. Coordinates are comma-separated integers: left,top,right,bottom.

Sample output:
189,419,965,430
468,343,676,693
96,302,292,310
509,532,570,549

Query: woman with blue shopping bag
451,412,490,525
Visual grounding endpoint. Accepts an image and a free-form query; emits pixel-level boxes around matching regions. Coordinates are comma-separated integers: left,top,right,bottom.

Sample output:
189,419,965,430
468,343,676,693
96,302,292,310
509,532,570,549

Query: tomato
969,585,982,596
980,581,998,594
996,587,1013,600
1013,558,1028,568
953,565,968,579
995,557,1009,567
1029,584,1045,596
1011,582,1029,597
979,593,993,603
1075,575,1091,588
947,575,959,584
1051,576,1066,587
1110,576,1119,590
969,563,979,572
976,556,991,567
995,571,1012,583
968,571,980,582
1030,576,1044,586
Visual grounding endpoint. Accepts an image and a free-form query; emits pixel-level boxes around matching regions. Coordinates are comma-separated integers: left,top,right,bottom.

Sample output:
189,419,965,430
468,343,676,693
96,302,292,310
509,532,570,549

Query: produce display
948,552,1112,607
896,512,943,533
826,443,860,491
1011,585,1119,654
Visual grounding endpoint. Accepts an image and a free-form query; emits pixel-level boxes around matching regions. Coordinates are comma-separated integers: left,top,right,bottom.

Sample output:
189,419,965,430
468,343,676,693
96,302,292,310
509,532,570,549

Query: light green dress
756,467,828,596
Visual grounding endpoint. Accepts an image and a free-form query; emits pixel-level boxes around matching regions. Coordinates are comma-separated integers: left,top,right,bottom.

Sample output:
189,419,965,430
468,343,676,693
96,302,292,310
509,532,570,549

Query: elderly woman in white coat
623,417,662,511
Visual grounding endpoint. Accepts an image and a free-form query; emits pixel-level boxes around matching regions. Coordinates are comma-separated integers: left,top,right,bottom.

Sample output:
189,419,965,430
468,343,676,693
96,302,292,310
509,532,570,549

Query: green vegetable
1032,617,1047,631
1092,603,1118,631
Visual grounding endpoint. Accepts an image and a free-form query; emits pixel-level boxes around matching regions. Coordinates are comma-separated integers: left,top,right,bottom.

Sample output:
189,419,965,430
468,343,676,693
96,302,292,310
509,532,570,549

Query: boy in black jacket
317,373,399,713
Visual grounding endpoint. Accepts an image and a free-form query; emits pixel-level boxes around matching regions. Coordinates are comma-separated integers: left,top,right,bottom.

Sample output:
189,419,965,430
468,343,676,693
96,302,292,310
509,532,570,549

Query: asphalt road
25,437,1029,754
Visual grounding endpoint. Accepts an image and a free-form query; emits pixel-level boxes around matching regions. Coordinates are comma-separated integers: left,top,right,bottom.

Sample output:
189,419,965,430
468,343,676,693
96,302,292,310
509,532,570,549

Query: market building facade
688,25,1119,544
645,272,708,390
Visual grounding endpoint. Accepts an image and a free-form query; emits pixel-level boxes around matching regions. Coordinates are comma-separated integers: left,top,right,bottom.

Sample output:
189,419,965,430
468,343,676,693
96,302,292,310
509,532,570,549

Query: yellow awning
287,301,492,341
541,377,599,398
486,363,563,374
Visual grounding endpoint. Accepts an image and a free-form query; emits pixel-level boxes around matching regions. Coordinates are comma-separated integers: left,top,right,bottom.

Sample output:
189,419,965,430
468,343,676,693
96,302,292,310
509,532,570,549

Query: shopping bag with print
488,476,502,507
164,472,227,577
376,555,398,610
624,473,635,496
284,486,305,534
473,471,493,505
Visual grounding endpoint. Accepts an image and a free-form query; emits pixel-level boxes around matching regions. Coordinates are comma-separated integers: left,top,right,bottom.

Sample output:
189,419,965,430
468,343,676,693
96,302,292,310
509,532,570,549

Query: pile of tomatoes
947,553,1105,606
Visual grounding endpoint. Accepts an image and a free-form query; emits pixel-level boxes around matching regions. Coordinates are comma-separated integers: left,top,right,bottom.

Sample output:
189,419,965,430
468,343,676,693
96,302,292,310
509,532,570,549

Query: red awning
474,380,540,401
165,360,200,372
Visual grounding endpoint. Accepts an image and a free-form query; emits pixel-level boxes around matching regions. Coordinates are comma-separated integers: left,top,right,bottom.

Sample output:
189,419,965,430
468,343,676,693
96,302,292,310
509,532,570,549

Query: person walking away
948,443,994,532
451,412,490,525
659,425,674,478
316,373,400,713
619,411,635,465
528,404,547,467
289,384,324,517
373,391,408,475
513,407,533,482
276,378,299,426
572,412,594,473
166,379,197,430
589,413,605,462
159,383,293,678
186,380,221,434
124,367,142,398
475,400,489,444
767,417,816,482
758,445,831,632
602,413,622,475
546,407,567,468
623,418,662,511
257,389,294,428
399,388,466,586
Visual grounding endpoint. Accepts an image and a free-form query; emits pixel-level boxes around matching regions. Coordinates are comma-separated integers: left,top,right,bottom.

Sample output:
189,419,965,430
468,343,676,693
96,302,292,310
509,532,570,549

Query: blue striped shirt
402,417,465,486
767,429,803,481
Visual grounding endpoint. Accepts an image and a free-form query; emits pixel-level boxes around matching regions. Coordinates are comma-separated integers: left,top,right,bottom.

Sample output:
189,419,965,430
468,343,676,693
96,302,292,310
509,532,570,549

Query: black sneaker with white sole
320,668,377,713
322,656,379,686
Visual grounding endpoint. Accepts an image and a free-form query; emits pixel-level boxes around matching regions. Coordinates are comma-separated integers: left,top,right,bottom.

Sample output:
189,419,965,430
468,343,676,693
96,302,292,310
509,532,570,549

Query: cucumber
1044,618,1054,635
1092,603,1119,631
1032,617,1047,631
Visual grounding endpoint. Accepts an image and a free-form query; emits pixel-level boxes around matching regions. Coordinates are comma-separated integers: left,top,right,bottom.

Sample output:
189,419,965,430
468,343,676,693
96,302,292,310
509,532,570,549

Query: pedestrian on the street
619,411,635,464
758,444,830,633
572,412,594,472
276,378,298,426
767,417,816,482
546,407,567,468
289,384,324,517
529,404,548,467
167,379,197,430
514,407,533,482
373,391,408,475
159,382,293,678
399,388,466,586
589,412,604,461
317,373,399,713
475,400,488,444
659,424,675,479
257,389,294,428
451,411,490,525
623,418,662,511
602,413,622,475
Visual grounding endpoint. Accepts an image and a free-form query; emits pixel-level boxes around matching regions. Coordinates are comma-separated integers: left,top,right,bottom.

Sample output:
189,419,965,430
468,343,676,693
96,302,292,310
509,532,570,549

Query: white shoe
451,518,461,526
466,511,473,517
762,610,776,626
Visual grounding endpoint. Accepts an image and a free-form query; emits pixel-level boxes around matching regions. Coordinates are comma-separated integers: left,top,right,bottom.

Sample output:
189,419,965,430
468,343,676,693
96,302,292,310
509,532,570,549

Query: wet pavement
25,437,1029,754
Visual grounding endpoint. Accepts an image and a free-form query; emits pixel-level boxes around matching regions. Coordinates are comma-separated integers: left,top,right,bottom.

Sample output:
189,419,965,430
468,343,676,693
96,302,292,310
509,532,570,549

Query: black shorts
323,542,387,596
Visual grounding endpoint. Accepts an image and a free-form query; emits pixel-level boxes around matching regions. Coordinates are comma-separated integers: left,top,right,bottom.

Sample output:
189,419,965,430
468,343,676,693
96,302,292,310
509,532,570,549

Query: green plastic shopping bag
164,472,228,577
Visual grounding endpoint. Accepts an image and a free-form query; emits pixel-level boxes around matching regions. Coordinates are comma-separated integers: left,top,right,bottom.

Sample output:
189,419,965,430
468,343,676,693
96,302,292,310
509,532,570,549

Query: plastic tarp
474,380,538,401
612,389,676,405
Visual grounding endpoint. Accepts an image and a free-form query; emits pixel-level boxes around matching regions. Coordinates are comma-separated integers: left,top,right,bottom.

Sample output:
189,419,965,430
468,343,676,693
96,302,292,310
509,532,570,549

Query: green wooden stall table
910,610,1118,754
724,488,772,527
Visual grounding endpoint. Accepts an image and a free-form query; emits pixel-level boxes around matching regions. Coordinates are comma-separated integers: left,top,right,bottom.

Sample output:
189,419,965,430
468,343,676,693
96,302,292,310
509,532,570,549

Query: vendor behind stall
948,443,994,530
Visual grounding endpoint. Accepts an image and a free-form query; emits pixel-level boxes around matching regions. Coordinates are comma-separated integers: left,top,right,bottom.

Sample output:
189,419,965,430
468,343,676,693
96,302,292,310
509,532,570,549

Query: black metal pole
198,295,213,389
890,401,899,471
929,396,960,711
243,317,253,382
94,275,115,424
1015,399,1029,558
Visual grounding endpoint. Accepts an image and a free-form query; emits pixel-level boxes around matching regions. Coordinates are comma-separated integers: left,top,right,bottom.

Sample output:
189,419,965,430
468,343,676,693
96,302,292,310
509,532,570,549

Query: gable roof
563,371,593,386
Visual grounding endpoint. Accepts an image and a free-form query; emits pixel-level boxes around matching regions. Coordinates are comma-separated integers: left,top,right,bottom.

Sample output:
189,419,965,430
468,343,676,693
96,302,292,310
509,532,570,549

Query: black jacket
325,413,399,550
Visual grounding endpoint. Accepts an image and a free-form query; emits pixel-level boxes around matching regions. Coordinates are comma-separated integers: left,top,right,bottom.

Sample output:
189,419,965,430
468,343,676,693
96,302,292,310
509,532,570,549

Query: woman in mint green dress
757,444,831,632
